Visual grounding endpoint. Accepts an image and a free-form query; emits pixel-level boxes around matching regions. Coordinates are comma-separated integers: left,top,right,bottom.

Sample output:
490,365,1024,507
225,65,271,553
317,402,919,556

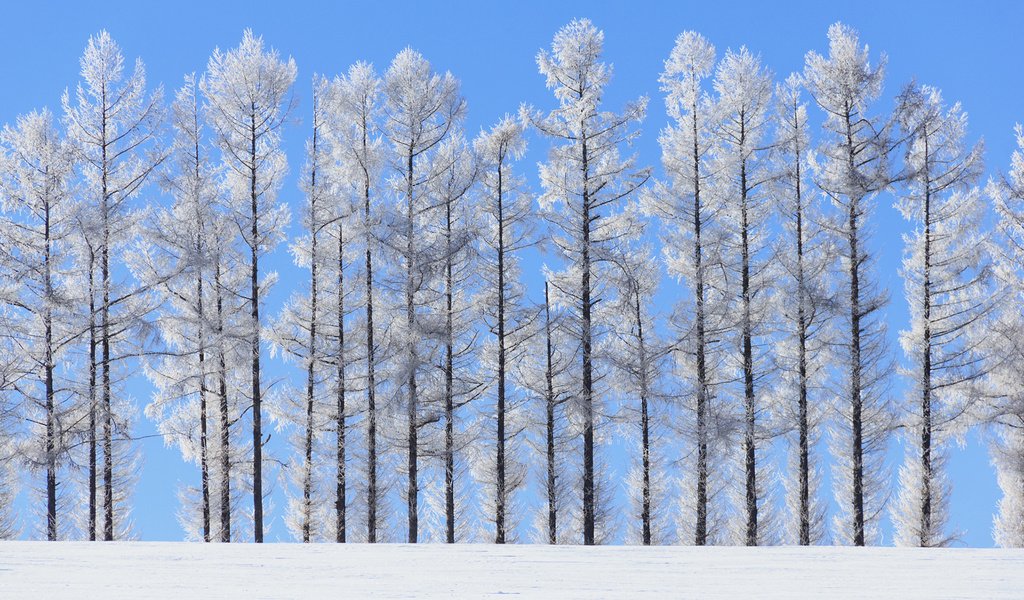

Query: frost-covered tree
269,78,336,543
983,125,1024,547
327,62,386,542
381,48,465,543
202,29,296,542
607,244,674,545
428,134,479,543
63,30,164,541
771,74,834,545
529,18,649,545
892,84,989,547
474,116,534,543
0,109,77,540
804,22,895,546
710,46,777,546
644,31,732,545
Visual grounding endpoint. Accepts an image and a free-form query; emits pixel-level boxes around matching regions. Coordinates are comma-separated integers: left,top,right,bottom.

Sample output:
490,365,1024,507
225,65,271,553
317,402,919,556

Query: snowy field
0,542,1021,599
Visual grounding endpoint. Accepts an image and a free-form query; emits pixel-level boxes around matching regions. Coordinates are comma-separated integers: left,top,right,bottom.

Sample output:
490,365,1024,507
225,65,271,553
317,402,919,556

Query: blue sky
1,0,1020,544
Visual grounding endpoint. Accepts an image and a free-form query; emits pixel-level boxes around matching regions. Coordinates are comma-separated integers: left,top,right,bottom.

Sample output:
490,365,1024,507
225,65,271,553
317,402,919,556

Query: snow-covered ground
1,542,1020,598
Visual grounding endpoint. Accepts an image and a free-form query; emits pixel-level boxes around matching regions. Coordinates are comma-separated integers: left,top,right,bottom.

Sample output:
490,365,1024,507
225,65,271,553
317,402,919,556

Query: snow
1,542,1021,599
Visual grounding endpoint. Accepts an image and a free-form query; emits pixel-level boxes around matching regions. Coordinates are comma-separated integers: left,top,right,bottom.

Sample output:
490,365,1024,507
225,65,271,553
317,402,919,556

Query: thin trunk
198,270,210,543
495,152,507,545
405,145,418,544
581,130,595,547
302,115,320,544
44,199,56,541
794,132,811,545
636,291,651,546
249,107,264,544
692,104,709,547
363,156,377,544
335,221,347,544
544,282,557,545
740,134,758,546
445,194,456,544
919,134,933,547
101,82,114,542
87,249,97,541
846,108,865,547
215,261,231,543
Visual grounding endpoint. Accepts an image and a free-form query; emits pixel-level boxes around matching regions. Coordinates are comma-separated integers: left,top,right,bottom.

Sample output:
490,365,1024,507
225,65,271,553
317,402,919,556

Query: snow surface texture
1,542,1021,599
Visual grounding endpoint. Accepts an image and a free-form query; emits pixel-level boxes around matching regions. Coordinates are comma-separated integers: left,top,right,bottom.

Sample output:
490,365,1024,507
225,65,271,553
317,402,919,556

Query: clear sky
1,0,1020,545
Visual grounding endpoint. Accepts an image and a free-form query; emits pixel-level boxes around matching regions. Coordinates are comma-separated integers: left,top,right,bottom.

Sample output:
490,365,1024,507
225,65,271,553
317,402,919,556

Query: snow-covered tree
771,74,834,545
529,18,649,546
983,125,1024,547
428,134,479,543
607,244,674,545
269,77,337,542
645,30,733,545
804,22,895,546
710,46,778,546
473,116,534,544
380,48,465,543
202,29,296,542
327,62,386,542
0,109,78,540
63,30,164,541
892,84,990,547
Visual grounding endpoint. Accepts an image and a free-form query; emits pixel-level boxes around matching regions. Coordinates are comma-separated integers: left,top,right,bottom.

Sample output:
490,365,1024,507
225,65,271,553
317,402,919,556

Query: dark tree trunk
87,249,97,542
44,203,56,541
215,261,231,543
495,153,507,545
249,108,264,544
636,292,651,546
544,282,557,545
845,110,865,547
363,162,377,544
335,221,347,544
445,195,456,544
692,106,709,547
739,140,758,547
405,145,418,544
919,135,933,547
580,133,595,546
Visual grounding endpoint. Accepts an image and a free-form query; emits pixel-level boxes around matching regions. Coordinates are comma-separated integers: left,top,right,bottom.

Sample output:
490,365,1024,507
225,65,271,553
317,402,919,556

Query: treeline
1,19,1023,548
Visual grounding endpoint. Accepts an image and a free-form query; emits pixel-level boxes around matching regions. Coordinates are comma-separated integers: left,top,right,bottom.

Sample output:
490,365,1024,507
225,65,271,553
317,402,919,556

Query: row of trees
1,20,1023,547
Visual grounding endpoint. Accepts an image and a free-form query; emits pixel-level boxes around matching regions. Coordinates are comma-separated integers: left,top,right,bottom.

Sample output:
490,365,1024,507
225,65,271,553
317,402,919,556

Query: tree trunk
405,145,418,544
636,291,651,546
544,282,557,545
445,195,456,544
335,221,347,544
215,261,231,543
363,161,377,544
249,108,264,544
692,106,709,547
495,154,507,545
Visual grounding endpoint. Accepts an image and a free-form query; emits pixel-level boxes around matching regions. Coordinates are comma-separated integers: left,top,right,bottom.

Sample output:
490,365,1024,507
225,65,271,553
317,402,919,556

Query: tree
136,75,217,541
606,244,674,545
0,109,77,540
381,47,465,543
645,30,732,545
474,116,534,543
710,46,778,546
63,30,164,541
328,62,385,542
530,18,649,545
804,22,895,546
268,77,336,542
892,84,990,547
429,134,480,543
202,29,296,542
982,125,1024,547
771,74,834,545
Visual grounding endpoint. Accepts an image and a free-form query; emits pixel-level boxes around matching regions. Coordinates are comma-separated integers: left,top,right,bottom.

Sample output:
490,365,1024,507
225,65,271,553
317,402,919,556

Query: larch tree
0,109,77,540
135,75,223,542
202,29,296,542
771,74,834,545
607,243,674,545
529,18,650,545
981,125,1024,547
710,46,778,546
804,22,895,546
268,77,335,543
62,30,164,541
380,47,465,543
644,30,732,545
474,116,535,544
327,61,386,542
429,133,480,543
892,84,990,548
